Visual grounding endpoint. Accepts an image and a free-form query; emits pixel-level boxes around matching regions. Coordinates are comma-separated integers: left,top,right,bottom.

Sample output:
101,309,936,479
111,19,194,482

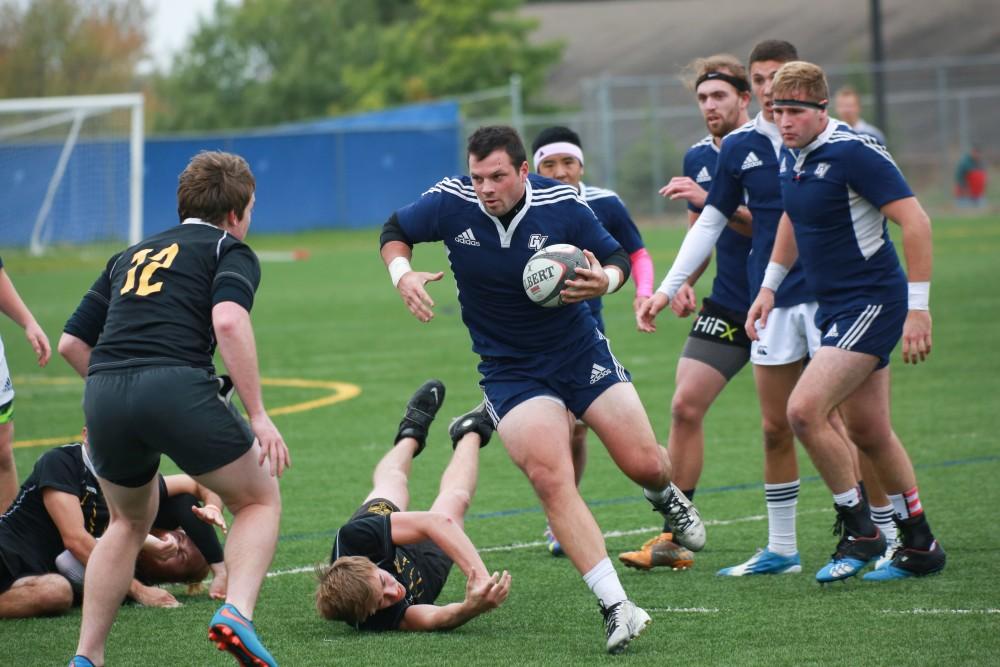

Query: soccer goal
0,93,143,255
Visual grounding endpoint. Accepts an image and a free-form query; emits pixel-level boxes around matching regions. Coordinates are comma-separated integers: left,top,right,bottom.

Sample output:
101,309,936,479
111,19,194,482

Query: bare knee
523,463,575,505
761,413,795,452
35,575,74,614
0,575,73,618
671,392,706,429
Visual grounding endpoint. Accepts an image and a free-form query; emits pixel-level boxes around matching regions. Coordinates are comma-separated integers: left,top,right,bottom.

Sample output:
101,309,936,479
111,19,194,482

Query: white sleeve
656,205,729,299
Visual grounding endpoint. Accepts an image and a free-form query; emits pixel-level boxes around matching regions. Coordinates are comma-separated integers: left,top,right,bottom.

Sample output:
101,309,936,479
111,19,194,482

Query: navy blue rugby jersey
683,135,752,313
780,120,912,314
708,113,810,307
394,173,622,358
580,183,645,320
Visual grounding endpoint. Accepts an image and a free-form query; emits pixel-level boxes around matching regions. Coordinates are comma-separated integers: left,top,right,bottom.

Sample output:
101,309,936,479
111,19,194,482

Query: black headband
773,98,828,110
695,71,750,93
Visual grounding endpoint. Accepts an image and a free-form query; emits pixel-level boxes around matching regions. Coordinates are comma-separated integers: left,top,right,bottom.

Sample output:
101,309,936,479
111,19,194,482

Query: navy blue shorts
818,300,906,369
478,329,631,424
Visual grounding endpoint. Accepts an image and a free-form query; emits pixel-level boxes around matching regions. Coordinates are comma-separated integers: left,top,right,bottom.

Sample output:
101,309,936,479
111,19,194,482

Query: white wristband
605,266,622,294
388,256,412,288
908,281,930,310
761,261,789,292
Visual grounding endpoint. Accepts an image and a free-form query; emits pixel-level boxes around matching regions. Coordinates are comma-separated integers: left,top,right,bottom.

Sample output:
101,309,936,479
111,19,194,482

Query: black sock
898,514,934,550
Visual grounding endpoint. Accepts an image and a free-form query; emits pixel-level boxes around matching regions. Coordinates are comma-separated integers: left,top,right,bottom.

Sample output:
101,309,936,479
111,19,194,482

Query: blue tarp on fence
1,100,460,246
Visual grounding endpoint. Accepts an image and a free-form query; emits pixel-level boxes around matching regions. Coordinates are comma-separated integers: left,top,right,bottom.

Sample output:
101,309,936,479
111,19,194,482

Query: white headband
533,142,584,170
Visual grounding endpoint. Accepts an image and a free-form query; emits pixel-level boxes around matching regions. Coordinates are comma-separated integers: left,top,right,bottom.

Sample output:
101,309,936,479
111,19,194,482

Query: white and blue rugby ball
522,244,588,308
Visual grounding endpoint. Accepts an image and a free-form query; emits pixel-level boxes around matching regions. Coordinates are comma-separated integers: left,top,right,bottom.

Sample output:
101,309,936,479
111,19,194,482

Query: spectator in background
955,146,987,207
834,86,886,145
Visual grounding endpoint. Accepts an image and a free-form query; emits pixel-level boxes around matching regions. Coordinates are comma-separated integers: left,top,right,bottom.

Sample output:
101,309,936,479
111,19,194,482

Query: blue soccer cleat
863,540,946,581
717,548,801,576
815,505,885,583
543,524,564,556
208,603,278,667
68,657,96,667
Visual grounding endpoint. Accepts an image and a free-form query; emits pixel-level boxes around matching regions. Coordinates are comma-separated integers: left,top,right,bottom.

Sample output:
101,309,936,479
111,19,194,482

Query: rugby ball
522,244,588,308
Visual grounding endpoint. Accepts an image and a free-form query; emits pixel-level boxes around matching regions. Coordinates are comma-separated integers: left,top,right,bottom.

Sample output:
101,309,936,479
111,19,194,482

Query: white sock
765,480,799,556
833,486,862,508
583,557,627,608
643,484,673,505
870,504,898,543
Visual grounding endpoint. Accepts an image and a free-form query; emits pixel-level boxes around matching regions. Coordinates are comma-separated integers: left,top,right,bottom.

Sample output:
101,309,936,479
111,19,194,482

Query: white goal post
0,93,143,255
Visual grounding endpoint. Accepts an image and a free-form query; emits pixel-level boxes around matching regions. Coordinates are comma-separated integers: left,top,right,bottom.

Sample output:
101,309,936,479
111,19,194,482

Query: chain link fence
464,54,1000,219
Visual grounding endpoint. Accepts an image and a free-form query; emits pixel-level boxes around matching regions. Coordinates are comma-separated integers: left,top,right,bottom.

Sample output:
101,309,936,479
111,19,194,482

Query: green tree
153,0,561,132
0,0,148,98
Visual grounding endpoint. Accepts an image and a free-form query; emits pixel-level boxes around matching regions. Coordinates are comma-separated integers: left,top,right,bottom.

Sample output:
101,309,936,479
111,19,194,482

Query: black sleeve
330,515,393,564
153,490,224,564
213,242,260,312
602,247,631,285
379,212,413,249
34,447,83,496
63,254,118,346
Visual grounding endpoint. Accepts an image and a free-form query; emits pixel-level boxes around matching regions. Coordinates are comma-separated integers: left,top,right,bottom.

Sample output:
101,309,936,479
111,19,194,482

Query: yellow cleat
618,532,694,570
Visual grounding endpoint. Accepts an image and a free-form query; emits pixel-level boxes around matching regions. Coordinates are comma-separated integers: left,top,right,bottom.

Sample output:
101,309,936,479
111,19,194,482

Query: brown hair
835,85,860,101
682,53,748,92
315,556,381,624
467,125,527,167
748,39,799,66
772,61,830,103
176,151,255,225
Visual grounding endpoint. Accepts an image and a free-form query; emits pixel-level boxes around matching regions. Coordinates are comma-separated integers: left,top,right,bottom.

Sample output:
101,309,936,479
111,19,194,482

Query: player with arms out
622,54,754,571
747,61,944,582
60,151,290,667
316,380,510,632
380,126,704,654
0,255,52,512
531,125,656,557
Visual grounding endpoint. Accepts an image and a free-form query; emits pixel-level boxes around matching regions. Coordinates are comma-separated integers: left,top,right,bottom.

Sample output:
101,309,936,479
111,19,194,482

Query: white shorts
0,335,13,407
750,302,822,366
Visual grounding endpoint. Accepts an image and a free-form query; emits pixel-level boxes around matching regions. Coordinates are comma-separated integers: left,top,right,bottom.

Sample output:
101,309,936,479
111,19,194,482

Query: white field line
265,508,830,579
880,608,1000,615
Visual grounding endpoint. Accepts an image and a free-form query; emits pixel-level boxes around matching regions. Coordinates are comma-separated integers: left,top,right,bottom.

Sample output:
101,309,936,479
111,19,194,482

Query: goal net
0,93,143,255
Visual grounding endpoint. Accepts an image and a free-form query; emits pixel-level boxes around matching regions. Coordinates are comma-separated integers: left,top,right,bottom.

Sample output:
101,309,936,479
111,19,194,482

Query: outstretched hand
397,270,444,322
192,503,228,534
465,569,511,614
670,283,698,318
25,321,51,367
745,289,775,341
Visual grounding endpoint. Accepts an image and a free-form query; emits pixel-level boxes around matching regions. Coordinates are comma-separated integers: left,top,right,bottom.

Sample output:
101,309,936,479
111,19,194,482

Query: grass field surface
0,214,997,665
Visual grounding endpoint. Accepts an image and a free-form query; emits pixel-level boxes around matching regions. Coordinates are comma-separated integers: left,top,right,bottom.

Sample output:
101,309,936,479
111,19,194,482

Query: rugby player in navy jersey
316,381,510,632
641,40,817,576
380,125,704,654
621,54,752,571
530,125,655,558
60,151,289,667
746,61,944,582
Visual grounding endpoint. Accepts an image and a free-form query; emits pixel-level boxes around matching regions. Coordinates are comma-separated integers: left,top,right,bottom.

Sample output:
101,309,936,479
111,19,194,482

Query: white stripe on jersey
582,185,621,202
690,135,715,150
828,132,899,167
426,177,478,203
838,304,882,350
532,183,584,204
847,185,887,259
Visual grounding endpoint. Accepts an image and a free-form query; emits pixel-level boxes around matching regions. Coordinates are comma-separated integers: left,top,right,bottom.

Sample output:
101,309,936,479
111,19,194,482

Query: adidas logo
455,228,480,246
590,363,611,385
741,151,763,170
695,166,712,183
827,323,839,338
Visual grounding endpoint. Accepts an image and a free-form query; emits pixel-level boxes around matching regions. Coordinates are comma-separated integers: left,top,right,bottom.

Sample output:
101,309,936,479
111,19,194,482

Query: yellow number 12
120,243,180,296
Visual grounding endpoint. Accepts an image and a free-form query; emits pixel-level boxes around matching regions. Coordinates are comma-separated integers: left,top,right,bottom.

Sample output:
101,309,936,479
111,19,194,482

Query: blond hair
772,61,830,103
315,556,382,624
682,53,748,92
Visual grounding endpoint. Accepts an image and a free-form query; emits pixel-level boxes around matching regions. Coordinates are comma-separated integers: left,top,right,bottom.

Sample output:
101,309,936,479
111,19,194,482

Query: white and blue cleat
717,548,802,576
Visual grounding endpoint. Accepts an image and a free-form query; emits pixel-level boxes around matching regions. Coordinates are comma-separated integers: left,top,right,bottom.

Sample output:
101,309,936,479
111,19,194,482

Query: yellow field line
12,376,361,449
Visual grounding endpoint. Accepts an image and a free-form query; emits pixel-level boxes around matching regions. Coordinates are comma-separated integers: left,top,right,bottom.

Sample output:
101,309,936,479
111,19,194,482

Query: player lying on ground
316,380,510,632
0,435,225,618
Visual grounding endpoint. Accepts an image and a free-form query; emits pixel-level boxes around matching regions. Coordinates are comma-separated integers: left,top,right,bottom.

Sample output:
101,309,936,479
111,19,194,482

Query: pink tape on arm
629,248,654,297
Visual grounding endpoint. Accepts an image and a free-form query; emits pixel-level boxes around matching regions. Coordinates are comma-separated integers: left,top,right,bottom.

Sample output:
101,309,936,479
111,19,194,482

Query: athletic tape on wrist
908,281,930,310
388,256,412,288
761,261,789,292
605,267,622,294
